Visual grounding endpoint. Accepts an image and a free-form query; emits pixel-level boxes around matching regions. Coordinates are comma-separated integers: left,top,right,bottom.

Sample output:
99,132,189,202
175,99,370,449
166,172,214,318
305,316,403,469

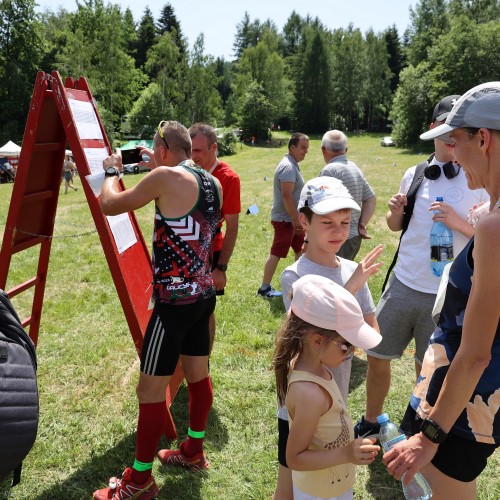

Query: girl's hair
272,311,339,406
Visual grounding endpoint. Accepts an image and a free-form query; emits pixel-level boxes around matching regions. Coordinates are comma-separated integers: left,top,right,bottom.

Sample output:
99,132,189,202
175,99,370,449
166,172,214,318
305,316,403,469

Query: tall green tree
136,7,157,70
364,30,392,131
292,24,331,132
232,12,262,59
330,25,365,131
156,3,185,54
281,10,304,57
405,0,448,67
390,63,433,147
0,0,45,142
239,81,275,140
448,0,500,24
184,34,223,125
384,25,406,93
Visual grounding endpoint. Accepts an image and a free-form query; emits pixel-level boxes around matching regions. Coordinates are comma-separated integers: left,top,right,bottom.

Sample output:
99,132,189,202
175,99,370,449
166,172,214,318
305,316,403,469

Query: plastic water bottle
377,413,432,500
430,196,453,277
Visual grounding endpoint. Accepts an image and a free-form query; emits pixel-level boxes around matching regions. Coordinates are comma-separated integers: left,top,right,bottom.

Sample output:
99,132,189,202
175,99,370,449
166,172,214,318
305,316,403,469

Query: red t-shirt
211,160,241,252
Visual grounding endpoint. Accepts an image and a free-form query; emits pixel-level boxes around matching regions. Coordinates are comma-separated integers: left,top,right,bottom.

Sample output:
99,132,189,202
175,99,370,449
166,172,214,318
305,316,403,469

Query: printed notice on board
106,213,137,254
84,147,109,197
68,99,104,140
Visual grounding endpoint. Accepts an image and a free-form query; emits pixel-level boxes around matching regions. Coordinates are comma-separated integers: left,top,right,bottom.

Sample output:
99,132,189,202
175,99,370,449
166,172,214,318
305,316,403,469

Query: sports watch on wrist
420,418,448,444
105,166,120,177
215,264,227,272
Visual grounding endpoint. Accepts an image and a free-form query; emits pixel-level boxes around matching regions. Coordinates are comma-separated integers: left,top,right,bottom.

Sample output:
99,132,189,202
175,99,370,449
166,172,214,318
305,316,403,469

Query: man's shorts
366,276,436,363
211,250,224,296
140,296,216,376
337,235,362,261
401,404,498,482
270,220,304,258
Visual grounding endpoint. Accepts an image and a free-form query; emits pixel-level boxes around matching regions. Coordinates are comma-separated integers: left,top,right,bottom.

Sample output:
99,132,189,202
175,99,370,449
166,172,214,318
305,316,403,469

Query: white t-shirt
394,162,488,294
278,255,376,419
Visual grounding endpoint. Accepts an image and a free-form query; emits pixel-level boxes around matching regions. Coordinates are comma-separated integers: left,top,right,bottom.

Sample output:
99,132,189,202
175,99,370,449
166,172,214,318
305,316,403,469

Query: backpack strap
381,157,431,292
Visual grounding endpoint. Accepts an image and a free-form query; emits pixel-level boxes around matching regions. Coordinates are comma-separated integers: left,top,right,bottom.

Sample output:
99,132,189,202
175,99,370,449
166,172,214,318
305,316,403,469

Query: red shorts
270,221,304,258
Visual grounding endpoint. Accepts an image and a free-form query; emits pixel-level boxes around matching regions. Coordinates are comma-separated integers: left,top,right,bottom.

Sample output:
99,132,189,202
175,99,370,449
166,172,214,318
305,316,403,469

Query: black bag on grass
0,290,38,487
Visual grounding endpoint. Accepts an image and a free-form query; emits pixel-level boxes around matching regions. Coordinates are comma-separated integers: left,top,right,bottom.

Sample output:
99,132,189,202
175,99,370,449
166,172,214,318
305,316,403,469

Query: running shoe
157,441,210,472
93,468,159,500
354,415,381,439
257,286,282,298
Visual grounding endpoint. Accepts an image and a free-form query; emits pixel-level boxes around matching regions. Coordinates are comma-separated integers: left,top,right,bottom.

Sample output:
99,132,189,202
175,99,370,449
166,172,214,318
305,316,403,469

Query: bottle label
381,433,406,452
430,245,453,262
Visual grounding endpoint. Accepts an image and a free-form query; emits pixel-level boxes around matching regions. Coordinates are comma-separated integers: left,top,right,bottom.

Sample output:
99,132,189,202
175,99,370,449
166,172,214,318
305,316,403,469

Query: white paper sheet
106,213,137,254
68,99,104,140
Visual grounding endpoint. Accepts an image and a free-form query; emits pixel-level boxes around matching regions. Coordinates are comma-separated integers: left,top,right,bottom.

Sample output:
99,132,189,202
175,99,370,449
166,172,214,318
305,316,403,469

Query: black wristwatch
216,264,227,272
420,418,448,444
105,166,120,177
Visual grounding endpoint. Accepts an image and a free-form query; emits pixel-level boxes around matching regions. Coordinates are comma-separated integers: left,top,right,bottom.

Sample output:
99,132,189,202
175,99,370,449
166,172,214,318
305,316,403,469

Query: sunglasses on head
157,121,170,150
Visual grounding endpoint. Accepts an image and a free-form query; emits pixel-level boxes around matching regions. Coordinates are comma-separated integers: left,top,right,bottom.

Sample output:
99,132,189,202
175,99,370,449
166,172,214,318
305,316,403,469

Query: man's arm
358,195,376,239
386,193,407,232
211,213,239,290
281,182,301,231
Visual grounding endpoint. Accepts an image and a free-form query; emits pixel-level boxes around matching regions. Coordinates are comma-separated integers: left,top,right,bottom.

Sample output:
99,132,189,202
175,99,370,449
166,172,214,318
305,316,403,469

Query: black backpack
0,290,39,487
381,157,430,292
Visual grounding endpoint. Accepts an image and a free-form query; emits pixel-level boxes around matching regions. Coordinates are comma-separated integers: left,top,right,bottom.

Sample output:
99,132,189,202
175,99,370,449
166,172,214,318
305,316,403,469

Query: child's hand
347,437,380,465
344,244,383,295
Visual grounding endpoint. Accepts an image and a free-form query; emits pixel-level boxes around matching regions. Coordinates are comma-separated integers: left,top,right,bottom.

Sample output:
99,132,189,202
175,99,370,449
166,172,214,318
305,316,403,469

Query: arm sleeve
281,269,299,311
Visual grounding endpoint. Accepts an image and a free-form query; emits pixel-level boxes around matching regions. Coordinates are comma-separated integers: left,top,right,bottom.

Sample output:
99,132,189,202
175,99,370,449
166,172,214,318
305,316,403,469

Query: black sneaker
354,415,380,439
257,286,282,298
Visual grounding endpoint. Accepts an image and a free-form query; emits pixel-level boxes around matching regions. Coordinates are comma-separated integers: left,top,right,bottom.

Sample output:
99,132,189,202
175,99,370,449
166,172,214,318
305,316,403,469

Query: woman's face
448,128,485,190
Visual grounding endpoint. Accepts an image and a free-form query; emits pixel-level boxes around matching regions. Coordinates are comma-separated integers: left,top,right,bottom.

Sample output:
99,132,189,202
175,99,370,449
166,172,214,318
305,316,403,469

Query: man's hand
139,147,157,169
388,193,407,216
358,222,372,240
212,268,227,291
429,200,468,232
382,433,438,485
103,148,123,172
292,217,303,235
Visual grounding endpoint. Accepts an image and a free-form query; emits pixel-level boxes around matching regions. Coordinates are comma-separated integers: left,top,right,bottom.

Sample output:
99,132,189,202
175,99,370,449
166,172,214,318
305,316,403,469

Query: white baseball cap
298,177,360,214
420,82,500,143
290,275,382,350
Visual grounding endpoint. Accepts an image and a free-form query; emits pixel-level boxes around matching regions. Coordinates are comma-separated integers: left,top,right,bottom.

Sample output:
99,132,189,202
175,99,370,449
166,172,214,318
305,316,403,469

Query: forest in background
0,0,499,148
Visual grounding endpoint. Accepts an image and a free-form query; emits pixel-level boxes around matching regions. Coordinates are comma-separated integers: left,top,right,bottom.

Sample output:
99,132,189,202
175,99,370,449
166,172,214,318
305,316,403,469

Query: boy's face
300,209,351,254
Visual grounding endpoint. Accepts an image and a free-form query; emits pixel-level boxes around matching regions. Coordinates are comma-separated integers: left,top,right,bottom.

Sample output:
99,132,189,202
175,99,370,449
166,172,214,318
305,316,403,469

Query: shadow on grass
263,296,286,317
350,354,368,394
30,385,228,500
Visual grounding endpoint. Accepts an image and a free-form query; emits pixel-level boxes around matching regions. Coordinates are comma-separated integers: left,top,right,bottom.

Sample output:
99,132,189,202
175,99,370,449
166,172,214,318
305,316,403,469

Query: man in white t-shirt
354,95,489,439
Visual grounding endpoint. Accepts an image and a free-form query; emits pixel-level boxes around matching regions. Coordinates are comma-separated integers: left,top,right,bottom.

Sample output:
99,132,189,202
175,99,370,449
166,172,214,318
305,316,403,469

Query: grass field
0,133,498,499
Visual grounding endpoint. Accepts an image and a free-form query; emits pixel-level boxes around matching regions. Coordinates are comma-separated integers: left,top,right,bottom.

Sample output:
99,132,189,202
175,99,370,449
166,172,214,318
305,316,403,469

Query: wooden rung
6,277,40,298
23,190,56,205
11,236,46,254
21,316,32,328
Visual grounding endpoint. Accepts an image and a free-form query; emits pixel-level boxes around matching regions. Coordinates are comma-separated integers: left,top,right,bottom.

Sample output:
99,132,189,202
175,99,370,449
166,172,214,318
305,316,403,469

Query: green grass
0,134,498,499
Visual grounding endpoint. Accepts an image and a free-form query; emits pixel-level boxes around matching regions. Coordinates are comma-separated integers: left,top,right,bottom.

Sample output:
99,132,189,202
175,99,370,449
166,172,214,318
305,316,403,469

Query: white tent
0,140,22,158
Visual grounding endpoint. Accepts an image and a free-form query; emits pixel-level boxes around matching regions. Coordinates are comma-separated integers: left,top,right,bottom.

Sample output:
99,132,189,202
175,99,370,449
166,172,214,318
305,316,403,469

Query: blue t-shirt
411,237,500,444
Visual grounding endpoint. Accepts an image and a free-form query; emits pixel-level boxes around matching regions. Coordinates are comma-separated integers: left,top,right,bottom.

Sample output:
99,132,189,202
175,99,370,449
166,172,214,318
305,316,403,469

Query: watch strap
216,264,227,272
421,418,448,444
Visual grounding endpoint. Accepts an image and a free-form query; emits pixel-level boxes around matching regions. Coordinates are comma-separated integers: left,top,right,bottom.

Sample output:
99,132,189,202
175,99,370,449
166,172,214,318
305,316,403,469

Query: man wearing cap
319,129,376,260
354,95,489,439
257,132,309,298
383,82,500,500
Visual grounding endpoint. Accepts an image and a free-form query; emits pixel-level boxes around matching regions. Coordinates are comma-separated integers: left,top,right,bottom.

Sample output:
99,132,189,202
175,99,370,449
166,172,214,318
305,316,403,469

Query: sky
36,0,418,60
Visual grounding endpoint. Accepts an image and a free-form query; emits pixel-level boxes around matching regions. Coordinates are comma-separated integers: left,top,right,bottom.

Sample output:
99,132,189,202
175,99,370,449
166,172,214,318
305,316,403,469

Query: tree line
0,0,499,148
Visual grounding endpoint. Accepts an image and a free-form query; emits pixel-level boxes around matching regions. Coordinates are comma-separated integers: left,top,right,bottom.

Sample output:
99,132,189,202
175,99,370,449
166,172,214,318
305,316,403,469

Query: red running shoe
157,441,210,472
93,467,159,499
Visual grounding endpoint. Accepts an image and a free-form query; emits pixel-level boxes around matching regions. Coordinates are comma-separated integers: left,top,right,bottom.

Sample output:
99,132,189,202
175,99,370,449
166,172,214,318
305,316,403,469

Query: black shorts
211,250,224,296
401,404,499,482
278,417,289,468
140,297,216,376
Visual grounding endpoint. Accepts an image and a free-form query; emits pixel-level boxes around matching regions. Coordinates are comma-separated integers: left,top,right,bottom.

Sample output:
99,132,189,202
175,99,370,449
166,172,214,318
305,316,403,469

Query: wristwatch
420,418,448,444
105,166,120,177
216,264,227,272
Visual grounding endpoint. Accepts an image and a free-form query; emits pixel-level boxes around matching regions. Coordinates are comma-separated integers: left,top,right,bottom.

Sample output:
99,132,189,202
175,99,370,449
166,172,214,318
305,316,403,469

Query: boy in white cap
273,176,383,499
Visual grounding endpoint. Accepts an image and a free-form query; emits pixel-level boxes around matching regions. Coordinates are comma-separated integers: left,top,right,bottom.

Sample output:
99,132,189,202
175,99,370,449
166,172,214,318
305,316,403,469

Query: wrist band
133,459,153,471
188,427,205,439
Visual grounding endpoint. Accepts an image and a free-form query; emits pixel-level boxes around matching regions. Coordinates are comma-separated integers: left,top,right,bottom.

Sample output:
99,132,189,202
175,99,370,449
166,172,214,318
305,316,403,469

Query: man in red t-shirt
189,123,241,351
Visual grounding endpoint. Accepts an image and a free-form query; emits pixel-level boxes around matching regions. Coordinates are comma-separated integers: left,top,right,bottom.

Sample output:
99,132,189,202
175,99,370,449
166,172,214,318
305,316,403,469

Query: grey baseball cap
421,82,500,143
